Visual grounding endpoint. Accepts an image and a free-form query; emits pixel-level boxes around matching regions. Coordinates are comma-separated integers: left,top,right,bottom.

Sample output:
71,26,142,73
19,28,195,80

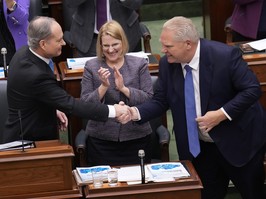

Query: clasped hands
114,101,138,124
115,105,227,129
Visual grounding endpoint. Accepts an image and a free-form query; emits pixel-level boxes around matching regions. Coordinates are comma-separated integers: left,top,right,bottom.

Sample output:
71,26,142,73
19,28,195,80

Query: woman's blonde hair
96,20,129,60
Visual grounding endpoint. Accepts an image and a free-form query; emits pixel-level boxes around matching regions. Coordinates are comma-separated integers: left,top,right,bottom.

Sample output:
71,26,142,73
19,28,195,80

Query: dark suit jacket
65,0,142,54
137,39,266,167
3,46,109,143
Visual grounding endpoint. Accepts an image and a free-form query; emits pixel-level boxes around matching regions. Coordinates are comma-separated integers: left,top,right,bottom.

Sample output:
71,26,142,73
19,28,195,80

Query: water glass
92,171,103,188
108,169,118,186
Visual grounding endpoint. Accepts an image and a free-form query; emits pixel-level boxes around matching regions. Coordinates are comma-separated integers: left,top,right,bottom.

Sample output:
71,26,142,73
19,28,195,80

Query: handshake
114,101,138,124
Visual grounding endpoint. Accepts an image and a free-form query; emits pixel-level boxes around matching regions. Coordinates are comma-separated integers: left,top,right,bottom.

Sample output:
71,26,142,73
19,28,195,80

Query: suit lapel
199,40,213,115
172,63,184,96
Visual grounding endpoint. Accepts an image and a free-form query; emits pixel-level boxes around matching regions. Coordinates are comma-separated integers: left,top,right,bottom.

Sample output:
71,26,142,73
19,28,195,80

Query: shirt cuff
133,107,141,121
221,107,232,121
108,105,116,118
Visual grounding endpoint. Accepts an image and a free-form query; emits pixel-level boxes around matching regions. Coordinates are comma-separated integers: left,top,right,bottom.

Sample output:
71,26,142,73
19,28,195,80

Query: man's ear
185,40,192,50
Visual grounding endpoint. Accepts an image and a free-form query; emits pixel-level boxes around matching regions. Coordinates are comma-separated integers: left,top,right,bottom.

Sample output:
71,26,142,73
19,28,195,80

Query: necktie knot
185,65,192,73
49,59,54,72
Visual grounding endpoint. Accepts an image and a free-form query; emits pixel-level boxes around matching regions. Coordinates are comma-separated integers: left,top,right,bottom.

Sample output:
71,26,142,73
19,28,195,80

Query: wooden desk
202,0,233,43
241,52,266,109
0,140,82,198
83,160,202,199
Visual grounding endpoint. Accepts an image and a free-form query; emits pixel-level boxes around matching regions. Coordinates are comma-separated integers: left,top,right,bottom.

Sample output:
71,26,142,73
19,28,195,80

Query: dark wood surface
83,160,202,199
0,140,82,198
202,0,234,43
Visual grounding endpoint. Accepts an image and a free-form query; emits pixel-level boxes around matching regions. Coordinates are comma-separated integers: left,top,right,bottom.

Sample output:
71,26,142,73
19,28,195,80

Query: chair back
0,80,8,143
29,0,43,21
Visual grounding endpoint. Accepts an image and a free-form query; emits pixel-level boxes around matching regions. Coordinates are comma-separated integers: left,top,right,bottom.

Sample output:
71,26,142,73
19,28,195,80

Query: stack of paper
147,162,190,182
0,140,35,151
67,57,95,69
117,165,152,184
0,67,4,78
118,162,190,184
74,162,190,185
247,38,266,51
76,165,111,183
66,51,151,70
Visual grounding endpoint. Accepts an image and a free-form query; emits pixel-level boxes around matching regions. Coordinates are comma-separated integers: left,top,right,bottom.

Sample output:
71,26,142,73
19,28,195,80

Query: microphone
1,48,7,78
138,149,145,184
18,110,25,152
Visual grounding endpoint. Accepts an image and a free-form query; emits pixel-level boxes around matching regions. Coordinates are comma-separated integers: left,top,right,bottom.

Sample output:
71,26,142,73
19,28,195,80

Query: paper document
66,51,151,70
76,165,111,183
247,39,266,51
0,140,35,151
67,57,96,69
118,165,151,183
118,162,190,184
147,162,190,181
126,51,149,59
0,67,4,78
74,162,190,185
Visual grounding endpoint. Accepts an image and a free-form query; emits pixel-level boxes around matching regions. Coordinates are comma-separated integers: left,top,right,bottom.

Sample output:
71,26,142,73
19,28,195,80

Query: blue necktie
96,0,107,31
184,65,200,157
49,59,54,72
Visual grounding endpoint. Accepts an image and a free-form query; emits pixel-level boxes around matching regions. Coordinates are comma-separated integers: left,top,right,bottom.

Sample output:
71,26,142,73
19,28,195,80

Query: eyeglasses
102,42,121,50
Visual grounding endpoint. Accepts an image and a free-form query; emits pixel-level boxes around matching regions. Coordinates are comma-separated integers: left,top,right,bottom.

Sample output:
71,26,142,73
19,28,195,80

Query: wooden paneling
202,0,234,43
0,140,82,198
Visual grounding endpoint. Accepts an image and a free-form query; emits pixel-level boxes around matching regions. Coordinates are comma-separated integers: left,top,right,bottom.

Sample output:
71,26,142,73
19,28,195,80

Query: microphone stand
18,110,25,152
138,149,145,184
1,48,7,78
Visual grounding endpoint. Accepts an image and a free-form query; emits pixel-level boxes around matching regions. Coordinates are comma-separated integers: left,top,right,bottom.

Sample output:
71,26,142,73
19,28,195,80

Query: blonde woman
80,20,153,166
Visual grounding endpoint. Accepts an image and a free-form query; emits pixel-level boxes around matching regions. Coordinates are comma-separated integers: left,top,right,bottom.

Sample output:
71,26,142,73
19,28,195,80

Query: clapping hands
98,67,136,124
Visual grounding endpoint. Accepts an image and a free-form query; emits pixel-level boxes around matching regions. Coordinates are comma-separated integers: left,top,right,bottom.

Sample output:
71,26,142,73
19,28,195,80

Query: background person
124,16,266,199
64,0,143,57
80,20,153,166
3,16,129,143
230,0,266,42
0,0,29,67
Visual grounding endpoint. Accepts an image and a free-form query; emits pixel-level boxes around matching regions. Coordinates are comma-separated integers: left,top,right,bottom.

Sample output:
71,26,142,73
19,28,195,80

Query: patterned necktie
49,59,54,72
96,0,107,31
184,65,200,157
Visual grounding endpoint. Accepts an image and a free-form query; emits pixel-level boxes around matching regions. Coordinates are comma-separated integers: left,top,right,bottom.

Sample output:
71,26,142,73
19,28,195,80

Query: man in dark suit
65,0,143,57
123,16,266,199
3,16,129,143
